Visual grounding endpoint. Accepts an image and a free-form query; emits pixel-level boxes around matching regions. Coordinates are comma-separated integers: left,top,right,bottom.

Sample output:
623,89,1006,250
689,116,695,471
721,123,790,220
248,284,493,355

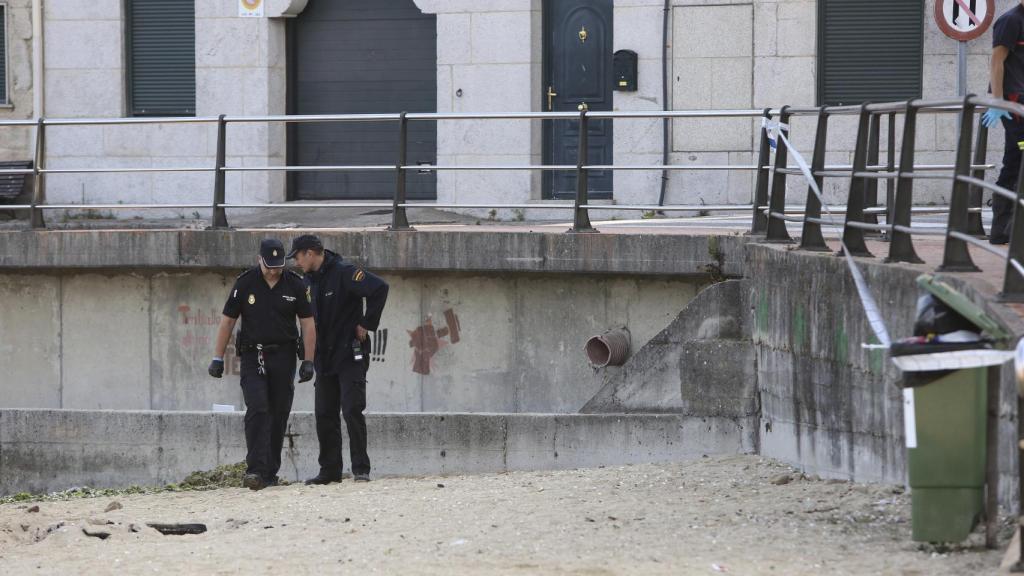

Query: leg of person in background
340,370,370,481
307,374,344,484
993,116,1024,244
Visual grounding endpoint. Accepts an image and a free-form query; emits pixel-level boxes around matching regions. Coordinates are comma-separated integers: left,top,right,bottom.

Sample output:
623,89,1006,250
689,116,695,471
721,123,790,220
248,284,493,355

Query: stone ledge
0,229,748,278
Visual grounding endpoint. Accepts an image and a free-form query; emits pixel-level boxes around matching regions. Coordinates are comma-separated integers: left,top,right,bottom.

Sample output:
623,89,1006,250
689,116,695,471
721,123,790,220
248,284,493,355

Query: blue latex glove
982,108,1012,128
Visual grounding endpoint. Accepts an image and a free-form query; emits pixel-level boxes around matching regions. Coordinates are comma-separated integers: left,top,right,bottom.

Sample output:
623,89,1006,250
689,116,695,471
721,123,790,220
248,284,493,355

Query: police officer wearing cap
208,238,317,491
287,234,388,484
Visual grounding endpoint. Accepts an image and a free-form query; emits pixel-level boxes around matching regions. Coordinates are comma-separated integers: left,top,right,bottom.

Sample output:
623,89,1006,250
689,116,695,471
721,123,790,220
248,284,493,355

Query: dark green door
543,0,613,199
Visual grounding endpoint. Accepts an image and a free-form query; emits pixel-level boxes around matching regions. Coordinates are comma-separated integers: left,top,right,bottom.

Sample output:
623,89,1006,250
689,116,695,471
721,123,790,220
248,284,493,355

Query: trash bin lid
916,274,1010,341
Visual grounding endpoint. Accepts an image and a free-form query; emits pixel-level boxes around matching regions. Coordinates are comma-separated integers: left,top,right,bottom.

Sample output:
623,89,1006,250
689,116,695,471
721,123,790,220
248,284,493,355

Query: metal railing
1,99,1021,296
0,107,987,230
752,95,1024,302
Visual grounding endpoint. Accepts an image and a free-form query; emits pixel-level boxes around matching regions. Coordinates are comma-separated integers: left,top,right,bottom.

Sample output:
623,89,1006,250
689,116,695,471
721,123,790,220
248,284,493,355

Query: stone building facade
0,0,1011,219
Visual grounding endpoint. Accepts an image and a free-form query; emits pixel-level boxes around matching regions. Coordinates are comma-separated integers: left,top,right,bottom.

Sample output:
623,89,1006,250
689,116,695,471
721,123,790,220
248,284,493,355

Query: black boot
243,473,267,491
304,473,342,485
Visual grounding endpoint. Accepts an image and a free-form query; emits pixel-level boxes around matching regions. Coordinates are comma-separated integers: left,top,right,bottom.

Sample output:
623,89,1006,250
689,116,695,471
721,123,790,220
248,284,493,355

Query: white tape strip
902,388,917,448
762,118,790,149
777,131,891,347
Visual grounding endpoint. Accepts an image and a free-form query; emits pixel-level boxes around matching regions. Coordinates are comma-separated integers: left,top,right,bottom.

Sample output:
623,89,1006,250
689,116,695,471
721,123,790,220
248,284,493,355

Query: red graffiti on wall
408,309,461,375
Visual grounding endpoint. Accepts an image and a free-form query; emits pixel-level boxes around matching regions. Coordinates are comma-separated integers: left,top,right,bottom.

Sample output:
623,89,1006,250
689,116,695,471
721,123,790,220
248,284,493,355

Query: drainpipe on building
657,0,669,210
32,0,44,119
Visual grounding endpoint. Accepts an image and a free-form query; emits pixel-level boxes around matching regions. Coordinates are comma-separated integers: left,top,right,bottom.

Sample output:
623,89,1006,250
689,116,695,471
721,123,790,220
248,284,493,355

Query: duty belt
236,340,296,376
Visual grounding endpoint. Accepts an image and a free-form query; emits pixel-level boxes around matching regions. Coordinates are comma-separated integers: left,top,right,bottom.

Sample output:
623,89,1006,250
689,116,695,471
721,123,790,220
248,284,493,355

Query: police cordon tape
773,127,892,349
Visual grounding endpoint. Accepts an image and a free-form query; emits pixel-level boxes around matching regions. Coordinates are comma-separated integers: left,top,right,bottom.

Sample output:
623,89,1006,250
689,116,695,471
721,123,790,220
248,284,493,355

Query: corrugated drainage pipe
585,329,631,368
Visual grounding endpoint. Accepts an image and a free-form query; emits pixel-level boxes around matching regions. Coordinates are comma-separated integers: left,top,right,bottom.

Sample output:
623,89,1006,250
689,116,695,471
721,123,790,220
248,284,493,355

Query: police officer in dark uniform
985,0,1024,244
208,238,317,491
287,234,388,484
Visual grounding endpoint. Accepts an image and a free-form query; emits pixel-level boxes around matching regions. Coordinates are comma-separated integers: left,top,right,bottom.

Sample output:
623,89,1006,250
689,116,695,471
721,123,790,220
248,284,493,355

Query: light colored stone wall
0,0,34,163
37,0,284,220
662,0,1012,209
1,0,1014,215
418,0,543,220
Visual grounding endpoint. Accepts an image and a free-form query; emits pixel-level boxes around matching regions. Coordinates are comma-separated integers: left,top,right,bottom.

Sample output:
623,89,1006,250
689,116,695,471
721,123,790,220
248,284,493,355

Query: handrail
3,99,1020,301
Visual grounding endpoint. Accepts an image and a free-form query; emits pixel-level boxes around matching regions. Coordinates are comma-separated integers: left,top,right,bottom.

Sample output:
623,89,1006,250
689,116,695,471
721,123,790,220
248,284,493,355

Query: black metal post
799,108,829,251
863,113,881,230
888,104,924,264
750,108,773,235
571,108,596,233
210,114,229,229
389,112,413,231
986,365,1000,550
940,95,980,272
1001,141,1024,300
29,118,46,229
968,122,989,237
885,112,896,237
766,106,793,243
840,104,873,257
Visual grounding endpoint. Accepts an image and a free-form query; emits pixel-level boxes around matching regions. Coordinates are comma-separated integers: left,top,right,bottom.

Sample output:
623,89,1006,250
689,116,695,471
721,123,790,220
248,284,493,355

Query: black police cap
259,238,286,268
287,234,323,259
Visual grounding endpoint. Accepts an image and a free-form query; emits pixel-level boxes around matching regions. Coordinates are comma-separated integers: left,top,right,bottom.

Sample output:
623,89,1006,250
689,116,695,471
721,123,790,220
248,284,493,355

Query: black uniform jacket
223,267,313,345
307,250,389,375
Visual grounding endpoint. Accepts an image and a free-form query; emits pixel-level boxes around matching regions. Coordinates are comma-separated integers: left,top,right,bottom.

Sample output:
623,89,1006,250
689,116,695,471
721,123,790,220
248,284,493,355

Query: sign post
935,0,995,96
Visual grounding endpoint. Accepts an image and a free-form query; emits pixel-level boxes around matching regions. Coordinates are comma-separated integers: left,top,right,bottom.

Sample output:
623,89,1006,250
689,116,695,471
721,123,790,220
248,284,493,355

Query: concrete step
582,279,756,416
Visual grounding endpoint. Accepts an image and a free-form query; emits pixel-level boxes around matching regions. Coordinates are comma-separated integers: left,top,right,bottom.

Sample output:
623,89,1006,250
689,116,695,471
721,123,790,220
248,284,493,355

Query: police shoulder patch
353,269,366,282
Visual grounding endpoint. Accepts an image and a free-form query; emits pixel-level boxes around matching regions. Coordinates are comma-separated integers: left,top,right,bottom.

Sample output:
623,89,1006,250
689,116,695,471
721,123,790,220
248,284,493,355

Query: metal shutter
127,0,195,116
818,0,924,106
1,5,6,104
289,0,437,200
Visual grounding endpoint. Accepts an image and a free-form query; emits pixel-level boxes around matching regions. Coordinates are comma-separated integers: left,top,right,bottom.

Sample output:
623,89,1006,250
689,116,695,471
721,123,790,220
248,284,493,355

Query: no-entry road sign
935,0,995,42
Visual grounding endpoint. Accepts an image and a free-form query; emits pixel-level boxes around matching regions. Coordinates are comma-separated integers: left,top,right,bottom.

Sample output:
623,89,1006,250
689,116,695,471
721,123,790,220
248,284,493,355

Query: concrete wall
0,409,756,495
0,268,705,413
583,279,757,418
746,244,1021,507
0,228,749,276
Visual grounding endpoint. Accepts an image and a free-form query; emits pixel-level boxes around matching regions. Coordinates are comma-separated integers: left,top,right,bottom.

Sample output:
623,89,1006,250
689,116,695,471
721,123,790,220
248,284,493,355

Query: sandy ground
0,455,1008,575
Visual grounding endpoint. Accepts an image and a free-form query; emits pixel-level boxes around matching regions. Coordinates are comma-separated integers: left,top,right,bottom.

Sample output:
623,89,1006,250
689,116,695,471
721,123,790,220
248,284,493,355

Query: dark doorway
543,0,613,199
287,0,437,200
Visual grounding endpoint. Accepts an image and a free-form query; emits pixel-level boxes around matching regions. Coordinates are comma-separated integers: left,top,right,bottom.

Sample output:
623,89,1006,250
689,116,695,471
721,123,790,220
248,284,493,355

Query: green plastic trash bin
906,367,987,542
902,275,1010,543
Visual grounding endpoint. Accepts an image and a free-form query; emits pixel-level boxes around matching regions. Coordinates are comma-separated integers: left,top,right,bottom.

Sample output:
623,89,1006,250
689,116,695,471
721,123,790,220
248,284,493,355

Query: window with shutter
818,0,924,106
126,0,195,116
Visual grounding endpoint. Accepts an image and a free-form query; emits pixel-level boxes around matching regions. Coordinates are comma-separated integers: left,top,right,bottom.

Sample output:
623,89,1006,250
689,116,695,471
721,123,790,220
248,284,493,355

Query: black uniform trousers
993,116,1024,243
239,346,296,481
314,365,369,477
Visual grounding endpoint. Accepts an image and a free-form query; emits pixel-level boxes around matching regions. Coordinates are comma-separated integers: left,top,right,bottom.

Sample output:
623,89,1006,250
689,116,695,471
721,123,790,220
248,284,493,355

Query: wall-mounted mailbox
613,50,638,92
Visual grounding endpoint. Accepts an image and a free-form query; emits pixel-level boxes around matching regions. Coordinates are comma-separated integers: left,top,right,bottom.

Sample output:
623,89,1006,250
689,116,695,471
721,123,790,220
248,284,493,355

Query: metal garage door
288,0,437,200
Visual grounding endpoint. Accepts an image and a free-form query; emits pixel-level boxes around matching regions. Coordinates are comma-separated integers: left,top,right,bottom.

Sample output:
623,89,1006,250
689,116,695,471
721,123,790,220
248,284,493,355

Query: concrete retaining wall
0,409,756,496
0,269,706,414
746,244,1021,506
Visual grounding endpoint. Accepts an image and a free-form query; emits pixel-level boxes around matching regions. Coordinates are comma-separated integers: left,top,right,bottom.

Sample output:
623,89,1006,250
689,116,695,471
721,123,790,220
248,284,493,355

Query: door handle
547,85,558,111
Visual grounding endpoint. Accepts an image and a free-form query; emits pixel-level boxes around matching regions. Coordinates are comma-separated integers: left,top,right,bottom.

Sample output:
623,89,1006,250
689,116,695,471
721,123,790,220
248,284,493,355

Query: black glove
208,358,224,378
298,360,315,383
